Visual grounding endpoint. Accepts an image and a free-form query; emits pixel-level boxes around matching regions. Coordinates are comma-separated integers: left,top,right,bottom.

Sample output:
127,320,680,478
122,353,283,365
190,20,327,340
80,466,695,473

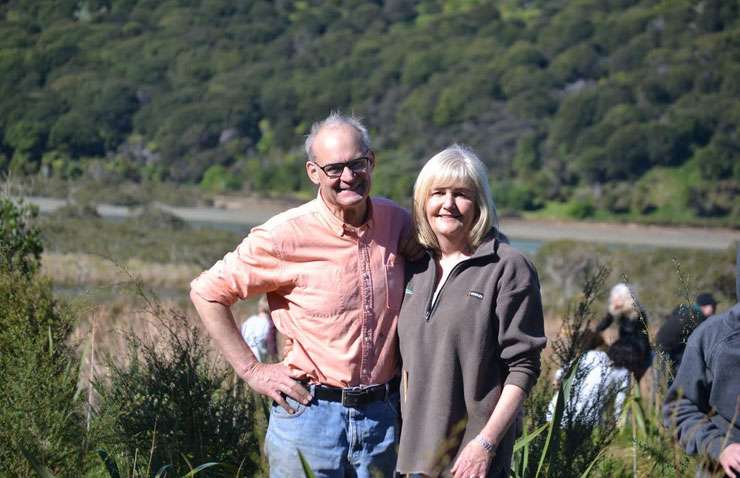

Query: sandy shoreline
27,195,740,250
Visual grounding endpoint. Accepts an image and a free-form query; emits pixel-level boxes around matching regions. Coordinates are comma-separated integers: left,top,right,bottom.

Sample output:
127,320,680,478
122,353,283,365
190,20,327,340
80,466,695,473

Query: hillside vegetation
1,0,738,224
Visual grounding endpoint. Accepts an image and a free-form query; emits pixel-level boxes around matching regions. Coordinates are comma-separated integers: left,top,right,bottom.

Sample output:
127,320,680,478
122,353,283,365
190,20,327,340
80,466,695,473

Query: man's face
306,125,374,218
700,304,716,318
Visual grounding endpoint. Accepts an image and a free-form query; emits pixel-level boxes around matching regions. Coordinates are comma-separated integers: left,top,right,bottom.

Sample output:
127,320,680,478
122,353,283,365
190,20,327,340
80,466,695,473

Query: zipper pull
425,310,431,321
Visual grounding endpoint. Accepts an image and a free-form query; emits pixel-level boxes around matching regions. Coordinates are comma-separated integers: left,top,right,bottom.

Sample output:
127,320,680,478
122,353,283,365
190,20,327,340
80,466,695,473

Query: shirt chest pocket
296,267,348,317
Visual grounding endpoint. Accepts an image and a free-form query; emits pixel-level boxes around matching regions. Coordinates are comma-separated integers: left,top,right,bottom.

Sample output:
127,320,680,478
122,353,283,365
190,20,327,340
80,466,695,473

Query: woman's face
425,181,477,247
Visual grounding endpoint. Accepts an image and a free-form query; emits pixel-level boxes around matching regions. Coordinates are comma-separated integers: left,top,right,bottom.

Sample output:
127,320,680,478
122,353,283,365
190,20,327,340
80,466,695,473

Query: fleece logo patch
405,285,414,295
469,291,484,300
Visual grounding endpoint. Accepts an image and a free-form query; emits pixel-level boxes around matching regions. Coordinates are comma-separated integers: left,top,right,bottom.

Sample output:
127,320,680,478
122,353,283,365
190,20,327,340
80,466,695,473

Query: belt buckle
341,386,368,407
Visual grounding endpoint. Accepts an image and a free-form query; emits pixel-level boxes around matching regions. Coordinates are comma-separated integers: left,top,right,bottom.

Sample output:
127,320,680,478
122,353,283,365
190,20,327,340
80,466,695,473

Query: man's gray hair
304,112,371,161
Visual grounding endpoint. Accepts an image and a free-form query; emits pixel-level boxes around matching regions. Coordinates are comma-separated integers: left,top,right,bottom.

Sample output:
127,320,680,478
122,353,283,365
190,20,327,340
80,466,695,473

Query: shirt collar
315,191,374,237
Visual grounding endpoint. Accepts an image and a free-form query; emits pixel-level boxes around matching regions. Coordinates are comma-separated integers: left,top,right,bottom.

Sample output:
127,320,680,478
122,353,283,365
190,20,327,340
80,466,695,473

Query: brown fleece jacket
396,230,546,477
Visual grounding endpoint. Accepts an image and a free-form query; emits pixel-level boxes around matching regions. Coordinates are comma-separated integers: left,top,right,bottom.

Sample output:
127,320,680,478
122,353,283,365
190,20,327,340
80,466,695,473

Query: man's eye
325,166,343,175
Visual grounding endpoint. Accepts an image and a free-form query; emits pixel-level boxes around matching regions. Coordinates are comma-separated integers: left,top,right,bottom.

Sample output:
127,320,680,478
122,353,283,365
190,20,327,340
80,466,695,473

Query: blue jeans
265,388,400,478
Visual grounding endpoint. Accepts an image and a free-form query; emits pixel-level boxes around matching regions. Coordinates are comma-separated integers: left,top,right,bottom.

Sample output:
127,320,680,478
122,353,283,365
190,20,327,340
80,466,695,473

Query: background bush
0,197,87,477
92,302,261,478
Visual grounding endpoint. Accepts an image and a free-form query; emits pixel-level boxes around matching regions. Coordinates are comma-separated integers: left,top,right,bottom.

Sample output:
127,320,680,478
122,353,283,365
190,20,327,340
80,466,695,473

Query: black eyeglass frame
310,153,373,178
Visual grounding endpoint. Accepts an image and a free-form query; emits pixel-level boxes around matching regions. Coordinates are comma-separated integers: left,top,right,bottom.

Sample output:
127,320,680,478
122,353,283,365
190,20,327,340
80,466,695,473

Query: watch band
475,435,496,454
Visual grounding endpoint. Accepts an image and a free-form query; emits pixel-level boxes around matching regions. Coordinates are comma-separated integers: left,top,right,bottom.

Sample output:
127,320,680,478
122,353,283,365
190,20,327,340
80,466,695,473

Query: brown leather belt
311,376,400,407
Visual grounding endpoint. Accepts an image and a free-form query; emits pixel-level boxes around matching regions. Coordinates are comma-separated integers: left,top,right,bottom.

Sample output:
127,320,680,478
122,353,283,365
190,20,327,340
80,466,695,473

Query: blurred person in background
595,283,652,382
656,292,718,377
547,331,632,426
240,296,276,363
396,145,546,478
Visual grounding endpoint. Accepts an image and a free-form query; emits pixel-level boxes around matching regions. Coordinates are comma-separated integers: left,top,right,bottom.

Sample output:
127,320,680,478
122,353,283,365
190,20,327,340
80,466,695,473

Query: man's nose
340,165,356,181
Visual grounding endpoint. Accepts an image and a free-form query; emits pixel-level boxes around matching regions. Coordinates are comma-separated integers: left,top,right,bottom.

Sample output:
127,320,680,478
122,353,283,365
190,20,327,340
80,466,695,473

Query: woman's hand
450,437,494,478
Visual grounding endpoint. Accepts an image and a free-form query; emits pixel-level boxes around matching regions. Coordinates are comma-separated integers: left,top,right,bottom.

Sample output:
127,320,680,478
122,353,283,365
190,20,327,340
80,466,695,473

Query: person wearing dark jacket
663,303,740,478
595,283,652,381
656,293,718,377
396,145,546,478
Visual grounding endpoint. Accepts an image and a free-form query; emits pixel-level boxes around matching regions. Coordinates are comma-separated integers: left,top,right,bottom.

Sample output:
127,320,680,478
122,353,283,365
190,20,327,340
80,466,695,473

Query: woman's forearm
478,384,527,449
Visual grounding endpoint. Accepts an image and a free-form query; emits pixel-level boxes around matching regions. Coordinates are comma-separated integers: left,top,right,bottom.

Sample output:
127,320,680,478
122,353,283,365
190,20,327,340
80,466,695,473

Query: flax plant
512,263,622,477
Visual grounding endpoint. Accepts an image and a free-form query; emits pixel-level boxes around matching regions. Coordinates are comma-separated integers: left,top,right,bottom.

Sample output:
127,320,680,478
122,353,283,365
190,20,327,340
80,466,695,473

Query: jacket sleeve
662,328,725,461
190,226,286,306
495,254,547,394
595,313,613,332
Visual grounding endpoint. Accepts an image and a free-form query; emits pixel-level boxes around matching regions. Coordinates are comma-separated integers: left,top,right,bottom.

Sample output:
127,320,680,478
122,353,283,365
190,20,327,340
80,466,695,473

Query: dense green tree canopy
0,0,737,221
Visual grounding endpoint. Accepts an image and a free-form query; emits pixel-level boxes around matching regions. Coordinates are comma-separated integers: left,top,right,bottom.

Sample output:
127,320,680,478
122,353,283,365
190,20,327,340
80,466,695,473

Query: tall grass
512,264,625,477
89,285,262,478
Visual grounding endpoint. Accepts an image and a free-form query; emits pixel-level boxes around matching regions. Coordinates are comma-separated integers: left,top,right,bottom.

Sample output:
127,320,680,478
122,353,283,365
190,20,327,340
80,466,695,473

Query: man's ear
368,150,376,169
305,161,321,186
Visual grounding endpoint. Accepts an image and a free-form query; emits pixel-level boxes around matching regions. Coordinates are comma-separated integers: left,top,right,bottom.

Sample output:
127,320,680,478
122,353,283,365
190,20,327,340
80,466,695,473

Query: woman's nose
443,193,455,208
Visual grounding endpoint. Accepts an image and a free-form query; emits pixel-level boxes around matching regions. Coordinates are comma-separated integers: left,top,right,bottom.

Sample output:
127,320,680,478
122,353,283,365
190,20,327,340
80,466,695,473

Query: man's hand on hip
244,362,312,414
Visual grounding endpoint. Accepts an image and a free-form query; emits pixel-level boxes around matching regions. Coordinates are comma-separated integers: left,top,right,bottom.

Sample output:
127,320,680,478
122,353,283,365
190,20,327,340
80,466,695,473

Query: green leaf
96,448,121,478
180,462,219,477
20,448,57,478
154,464,172,478
298,450,316,478
513,423,547,452
579,448,606,478
535,353,582,478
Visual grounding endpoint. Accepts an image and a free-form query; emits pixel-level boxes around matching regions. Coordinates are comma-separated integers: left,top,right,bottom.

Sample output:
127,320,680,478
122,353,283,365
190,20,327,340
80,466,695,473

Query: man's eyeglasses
311,155,372,178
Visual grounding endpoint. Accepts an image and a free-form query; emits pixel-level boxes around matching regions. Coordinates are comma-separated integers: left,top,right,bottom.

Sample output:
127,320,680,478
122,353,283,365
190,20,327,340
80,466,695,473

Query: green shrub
93,305,261,477
566,197,595,219
0,197,43,276
200,165,242,193
512,265,621,477
0,270,85,478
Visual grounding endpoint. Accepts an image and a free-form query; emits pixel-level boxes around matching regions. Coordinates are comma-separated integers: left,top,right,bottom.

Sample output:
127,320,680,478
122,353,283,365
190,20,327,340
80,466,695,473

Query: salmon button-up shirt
190,195,409,388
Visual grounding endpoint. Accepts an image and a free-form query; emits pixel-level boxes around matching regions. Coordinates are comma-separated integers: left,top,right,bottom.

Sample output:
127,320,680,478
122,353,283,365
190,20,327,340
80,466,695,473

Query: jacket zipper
424,259,469,321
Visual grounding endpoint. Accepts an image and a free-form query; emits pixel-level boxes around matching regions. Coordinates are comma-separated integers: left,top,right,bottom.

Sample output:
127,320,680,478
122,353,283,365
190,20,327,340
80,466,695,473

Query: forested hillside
1,0,738,223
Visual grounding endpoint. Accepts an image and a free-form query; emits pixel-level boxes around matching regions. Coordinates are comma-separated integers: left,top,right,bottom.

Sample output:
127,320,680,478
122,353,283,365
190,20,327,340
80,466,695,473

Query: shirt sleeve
190,226,286,306
662,328,725,461
495,254,547,394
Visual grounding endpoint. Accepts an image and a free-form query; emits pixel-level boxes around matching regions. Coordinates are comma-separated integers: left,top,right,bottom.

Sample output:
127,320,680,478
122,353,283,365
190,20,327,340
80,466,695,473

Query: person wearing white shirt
240,296,276,363
548,334,633,425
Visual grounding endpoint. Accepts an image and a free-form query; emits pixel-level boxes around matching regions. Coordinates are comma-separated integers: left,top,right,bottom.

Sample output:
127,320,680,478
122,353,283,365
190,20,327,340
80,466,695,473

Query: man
663,302,740,478
656,292,718,377
190,113,412,477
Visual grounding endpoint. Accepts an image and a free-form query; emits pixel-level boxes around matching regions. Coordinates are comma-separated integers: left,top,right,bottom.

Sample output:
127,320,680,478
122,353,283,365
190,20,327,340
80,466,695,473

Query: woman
397,145,547,478
595,283,651,381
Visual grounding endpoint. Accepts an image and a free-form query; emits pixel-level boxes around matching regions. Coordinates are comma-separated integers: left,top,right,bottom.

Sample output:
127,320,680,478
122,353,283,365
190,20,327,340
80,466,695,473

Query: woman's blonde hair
412,144,498,251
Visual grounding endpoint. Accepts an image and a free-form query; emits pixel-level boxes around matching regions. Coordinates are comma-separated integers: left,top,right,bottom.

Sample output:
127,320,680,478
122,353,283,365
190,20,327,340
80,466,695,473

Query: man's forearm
190,290,311,411
190,290,258,378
